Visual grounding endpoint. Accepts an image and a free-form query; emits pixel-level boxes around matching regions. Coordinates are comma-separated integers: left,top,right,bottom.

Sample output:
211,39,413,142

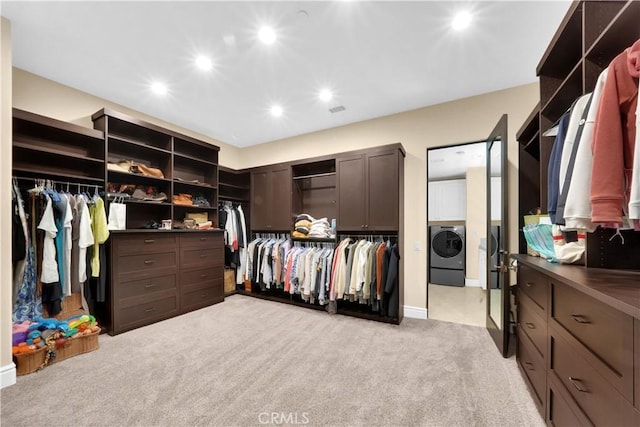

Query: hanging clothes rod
292,172,336,180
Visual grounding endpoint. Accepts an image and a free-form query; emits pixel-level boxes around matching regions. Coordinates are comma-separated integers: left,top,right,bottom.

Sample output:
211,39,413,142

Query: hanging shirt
90,196,109,277
62,194,73,296
77,196,94,284
37,196,59,284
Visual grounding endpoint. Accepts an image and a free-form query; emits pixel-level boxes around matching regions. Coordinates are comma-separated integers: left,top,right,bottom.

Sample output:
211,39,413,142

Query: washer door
432,230,463,258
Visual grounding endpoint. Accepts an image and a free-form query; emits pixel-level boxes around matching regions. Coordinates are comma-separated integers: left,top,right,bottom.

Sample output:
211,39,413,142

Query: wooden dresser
108,230,224,335
513,255,640,426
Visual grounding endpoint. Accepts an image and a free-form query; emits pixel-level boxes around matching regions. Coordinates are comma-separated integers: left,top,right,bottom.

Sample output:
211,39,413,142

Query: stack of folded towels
292,214,333,238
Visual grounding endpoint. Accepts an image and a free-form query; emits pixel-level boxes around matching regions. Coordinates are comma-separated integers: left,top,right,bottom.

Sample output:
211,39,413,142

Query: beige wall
240,83,538,309
1,17,15,387
465,167,487,282
12,69,244,169
11,67,538,312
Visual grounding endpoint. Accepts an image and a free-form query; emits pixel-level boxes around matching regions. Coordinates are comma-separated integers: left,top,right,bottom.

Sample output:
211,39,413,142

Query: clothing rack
14,176,103,194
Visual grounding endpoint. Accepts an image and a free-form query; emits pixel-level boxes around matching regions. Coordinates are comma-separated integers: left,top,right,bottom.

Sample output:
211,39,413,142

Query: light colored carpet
1,295,543,427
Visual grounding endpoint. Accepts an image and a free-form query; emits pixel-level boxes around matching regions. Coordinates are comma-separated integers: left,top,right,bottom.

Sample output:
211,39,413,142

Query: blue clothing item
13,245,43,322
547,113,570,223
53,196,68,293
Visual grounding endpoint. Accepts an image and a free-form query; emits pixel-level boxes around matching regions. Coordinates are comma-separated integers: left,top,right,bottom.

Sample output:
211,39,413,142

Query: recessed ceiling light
452,11,472,30
258,26,276,45
319,89,333,102
195,55,212,71
151,82,167,95
270,105,283,117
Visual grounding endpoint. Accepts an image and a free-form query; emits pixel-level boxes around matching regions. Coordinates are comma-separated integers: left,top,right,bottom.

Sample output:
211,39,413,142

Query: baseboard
0,362,16,389
465,278,481,287
403,305,428,320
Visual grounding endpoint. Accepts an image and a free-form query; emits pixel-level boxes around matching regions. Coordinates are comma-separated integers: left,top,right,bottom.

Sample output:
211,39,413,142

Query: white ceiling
427,140,501,180
2,1,571,147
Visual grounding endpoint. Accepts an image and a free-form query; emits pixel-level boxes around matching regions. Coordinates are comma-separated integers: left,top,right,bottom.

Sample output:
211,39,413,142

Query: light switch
414,241,422,251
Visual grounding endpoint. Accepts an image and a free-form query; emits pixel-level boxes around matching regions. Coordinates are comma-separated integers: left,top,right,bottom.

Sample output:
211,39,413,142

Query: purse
107,195,127,230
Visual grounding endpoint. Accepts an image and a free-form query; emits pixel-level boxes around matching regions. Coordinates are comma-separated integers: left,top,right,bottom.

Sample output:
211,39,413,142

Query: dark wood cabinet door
251,170,271,230
269,166,292,230
337,155,366,230
367,150,399,231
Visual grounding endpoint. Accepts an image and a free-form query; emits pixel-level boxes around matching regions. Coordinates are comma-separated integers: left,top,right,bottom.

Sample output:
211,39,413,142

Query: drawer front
181,282,223,312
114,233,177,255
518,264,548,313
116,274,177,300
519,292,547,357
181,265,224,288
117,251,177,275
552,282,634,393
548,376,591,427
115,294,178,334
550,330,635,426
180,232,223,250
180,247,224,269
635,318,640,410
518,329,546,407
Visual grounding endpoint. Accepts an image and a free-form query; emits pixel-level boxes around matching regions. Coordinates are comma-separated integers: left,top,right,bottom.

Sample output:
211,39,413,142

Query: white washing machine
429,225,466,286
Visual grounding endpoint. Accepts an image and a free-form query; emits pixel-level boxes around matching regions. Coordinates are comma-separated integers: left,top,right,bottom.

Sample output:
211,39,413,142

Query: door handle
524,361,535,371
570,314,590,324
145,283,157,289
144,239,155,244
524,322,535,329
144,260,156,265
568,377,588,392
144,307,155,313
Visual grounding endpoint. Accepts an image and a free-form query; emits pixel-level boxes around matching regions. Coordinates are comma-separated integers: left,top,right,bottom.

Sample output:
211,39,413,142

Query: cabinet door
251,169,270,230
437,180,466,221
269,166,292,230
337,155,366,230
367,151,399,230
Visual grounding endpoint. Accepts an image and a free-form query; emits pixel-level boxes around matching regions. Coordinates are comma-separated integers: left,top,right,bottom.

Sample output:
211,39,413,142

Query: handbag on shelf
107,195,127,230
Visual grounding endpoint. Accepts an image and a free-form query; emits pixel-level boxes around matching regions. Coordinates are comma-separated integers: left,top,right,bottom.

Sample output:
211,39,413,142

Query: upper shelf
584,1,640,67
536,1,583,77
13,108,104,140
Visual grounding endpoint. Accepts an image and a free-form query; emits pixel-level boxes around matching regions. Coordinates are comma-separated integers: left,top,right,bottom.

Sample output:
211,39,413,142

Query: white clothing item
62,194,73,296
77,197,94,284
629,78,640,221
564,69,608,231
557,94,592,209
236,205,249,284
37,196,59,284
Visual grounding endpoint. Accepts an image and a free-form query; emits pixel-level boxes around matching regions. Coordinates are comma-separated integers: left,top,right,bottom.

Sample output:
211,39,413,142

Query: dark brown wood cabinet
108,230,224,335
514,255,640,426
250,165,292,231
337,148,402,232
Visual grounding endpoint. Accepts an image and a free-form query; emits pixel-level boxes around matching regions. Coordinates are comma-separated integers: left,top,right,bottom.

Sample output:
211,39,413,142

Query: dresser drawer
114,293,178,334
180,247,224,269
181,282,223,313
116,274,177,300
519,292,547,357
518,264,548,313
548,375,592,427
181,266,223,288
552,281,634,399
518,328,546,407
180,232,223,250
114,233,177,255
550,327,635,426
117,251,177,275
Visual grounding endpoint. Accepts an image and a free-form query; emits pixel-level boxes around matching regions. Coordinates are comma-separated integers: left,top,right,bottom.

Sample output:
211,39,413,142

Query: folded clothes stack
108,183,167,203
293,213,314,238
107,160,165,178
172,193,211,207
309,217,332,238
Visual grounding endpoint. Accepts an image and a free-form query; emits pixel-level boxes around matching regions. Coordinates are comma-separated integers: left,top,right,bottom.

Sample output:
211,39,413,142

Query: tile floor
427,283,486,327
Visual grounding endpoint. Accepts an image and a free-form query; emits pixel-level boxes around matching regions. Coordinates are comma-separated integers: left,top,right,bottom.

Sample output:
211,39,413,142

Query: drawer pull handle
200,274,207,278
568,377,588,393
525,282,534,288
570,314,590,324
524,361,535,371
199,254,207,258
145,284,157,289
200,237,207,241
145,307,155,313
525,322,535,329
144,239,155,244
144,260,156,265
200,294,206,298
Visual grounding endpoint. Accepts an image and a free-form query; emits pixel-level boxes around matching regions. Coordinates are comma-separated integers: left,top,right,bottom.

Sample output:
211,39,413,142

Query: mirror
485,114,509,357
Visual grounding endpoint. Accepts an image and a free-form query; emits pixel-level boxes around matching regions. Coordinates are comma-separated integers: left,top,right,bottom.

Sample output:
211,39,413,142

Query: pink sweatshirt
590,39,640,226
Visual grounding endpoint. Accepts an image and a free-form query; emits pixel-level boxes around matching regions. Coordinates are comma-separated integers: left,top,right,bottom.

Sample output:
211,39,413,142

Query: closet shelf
584,1,640,62
540,59,583,121
13,108,104,140
108,134,172,155
219,195,249,203
108,170,172,185
291,236,337,243
173,179,217,190
13,140,104,163
219,182,249,190
120,199,171,207
172,204,217,211
12,166,104,184
173,152,217,166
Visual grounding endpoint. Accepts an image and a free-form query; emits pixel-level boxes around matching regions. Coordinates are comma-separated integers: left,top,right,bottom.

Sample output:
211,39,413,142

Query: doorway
426,141,491,327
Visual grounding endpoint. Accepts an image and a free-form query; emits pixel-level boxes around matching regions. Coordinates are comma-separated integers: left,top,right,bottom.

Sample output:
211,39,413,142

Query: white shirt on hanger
37,195,59,284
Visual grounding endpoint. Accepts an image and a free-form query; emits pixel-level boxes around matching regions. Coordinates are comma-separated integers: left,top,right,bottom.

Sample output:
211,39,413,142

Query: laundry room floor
428,284,486,327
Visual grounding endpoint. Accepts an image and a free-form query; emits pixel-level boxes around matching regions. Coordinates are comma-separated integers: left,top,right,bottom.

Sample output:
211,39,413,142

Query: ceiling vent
329,105,346,113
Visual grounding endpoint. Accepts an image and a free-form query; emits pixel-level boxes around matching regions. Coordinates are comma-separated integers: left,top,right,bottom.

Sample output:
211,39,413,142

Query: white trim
465,278,481,287
403,305,428,319
0,363,16,389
